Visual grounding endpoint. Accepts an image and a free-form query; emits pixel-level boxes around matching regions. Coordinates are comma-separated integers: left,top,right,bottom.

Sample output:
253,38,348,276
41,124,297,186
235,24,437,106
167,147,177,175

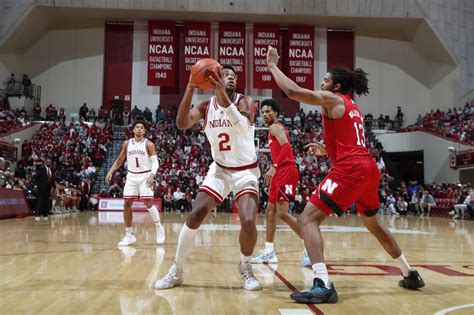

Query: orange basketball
191,58,221,89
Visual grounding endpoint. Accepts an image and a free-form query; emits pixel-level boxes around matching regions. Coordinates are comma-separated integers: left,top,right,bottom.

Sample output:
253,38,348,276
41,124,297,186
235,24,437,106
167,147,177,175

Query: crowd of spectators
402,101,474,145
0,119,114,214
365,101,473,145
0,107,30,136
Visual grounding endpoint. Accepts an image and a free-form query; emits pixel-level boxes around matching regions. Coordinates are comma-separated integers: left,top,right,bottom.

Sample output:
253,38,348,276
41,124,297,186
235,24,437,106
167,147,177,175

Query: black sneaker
399,270,425,290
290,278,338,304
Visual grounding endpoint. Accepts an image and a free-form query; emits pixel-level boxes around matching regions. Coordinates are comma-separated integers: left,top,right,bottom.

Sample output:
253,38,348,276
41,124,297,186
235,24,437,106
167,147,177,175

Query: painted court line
265,263,324,315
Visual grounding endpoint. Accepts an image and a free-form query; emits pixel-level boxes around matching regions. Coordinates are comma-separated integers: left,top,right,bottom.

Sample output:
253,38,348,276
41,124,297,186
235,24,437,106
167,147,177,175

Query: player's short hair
222,64,237,76
260,99,280,116
132,120,147,130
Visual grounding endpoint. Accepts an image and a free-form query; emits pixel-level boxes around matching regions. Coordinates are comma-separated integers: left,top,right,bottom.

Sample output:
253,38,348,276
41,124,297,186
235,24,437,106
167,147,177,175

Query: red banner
0,188,31,219
286,26,314,90
183,22,211,81
253,24,280,89
218,23,246,89
148,21,176,86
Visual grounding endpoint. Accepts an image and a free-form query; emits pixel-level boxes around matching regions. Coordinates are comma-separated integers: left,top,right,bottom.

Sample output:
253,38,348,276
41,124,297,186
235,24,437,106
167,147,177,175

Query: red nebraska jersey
322,94,371,163
269,121,295,167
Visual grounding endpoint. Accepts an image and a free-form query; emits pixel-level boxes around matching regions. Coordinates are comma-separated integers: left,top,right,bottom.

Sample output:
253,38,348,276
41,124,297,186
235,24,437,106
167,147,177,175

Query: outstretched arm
266,46,340,108
106,140,128,183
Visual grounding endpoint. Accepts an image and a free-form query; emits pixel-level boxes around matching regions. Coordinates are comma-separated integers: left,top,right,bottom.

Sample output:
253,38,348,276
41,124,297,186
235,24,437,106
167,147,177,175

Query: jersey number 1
218,133,231,151
135,157,140,168
353,122,366,147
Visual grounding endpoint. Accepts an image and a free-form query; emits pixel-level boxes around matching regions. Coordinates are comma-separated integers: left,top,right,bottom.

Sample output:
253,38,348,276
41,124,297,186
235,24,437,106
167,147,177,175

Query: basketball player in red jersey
266,46,425,304
251,99,310,266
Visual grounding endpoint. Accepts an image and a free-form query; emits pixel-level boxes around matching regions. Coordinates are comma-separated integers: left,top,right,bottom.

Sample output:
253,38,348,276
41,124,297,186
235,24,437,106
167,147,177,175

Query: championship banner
218,22,246,89
183,22,211,80
148,21,176,86
253,24,280,89
286,26,314,90
98,198,162,212
0,188,31,219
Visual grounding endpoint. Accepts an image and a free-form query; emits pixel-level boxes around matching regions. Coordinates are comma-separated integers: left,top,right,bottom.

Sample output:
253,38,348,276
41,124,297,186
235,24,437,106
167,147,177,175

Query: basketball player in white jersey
106,120,165,246
155,65,262,291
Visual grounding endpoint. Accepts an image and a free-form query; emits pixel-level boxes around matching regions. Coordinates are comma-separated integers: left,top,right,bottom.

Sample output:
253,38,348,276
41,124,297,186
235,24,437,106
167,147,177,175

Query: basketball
191,58,221,89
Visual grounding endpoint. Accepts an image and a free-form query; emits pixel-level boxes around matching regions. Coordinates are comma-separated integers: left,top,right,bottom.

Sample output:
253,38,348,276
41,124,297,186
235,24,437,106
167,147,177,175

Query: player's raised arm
176,71,208,130
106,140,128,184
266,46,340,110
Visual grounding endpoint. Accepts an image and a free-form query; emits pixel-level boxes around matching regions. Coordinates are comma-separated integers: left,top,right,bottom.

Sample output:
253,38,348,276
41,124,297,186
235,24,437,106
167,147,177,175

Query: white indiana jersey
204,93,257,168
127,138,151,173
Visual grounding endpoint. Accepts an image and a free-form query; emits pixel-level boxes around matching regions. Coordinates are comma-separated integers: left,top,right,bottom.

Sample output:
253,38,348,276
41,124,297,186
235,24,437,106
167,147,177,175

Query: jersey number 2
218,133,231,151
353,122,366,147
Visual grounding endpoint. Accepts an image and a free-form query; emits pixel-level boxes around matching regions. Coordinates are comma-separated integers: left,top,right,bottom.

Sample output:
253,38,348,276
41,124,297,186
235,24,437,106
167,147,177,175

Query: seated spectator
419,190,436,217
173,187,185,212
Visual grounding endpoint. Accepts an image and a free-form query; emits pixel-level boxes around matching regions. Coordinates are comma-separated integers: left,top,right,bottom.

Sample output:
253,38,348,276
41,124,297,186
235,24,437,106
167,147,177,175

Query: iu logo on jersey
321,179,339,195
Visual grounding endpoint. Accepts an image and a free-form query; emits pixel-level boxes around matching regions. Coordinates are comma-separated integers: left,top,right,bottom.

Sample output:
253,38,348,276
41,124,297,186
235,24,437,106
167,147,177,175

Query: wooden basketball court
0,212,473,314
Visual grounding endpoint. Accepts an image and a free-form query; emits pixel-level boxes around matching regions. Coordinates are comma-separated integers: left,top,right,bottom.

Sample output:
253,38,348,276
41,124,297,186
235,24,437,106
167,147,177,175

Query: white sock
147,205,161,224
175,223,198,268
265,242,274,252
395,254,413,277
312,263,329,287
125,227,133,235
241,253,252,264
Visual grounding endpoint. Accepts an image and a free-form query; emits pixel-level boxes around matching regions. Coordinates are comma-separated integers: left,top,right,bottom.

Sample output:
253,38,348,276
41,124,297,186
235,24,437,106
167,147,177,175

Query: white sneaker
118,233,137,246
35,216,41,221
155,264,184,289
238,261,262,291
156,223,165,244
42,216,49,221
250,249,278,264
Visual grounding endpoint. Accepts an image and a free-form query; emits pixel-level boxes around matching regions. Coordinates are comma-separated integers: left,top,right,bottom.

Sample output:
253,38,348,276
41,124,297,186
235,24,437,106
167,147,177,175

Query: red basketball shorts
310,157,380,217
268,164,299,204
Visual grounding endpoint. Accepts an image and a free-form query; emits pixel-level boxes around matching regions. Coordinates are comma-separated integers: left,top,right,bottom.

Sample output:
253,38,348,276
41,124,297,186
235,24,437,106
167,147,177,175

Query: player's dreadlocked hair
328,67,369,97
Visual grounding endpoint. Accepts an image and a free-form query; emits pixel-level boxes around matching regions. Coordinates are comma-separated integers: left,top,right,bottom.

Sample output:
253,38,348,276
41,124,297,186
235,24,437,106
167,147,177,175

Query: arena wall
377,131,471,184
1,27,104,115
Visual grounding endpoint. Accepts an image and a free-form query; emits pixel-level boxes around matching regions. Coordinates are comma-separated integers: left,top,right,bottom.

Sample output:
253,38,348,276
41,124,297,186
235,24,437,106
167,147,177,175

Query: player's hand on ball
266,46,279,68
187,70,197,88
209,66,225,90
305,142,327,156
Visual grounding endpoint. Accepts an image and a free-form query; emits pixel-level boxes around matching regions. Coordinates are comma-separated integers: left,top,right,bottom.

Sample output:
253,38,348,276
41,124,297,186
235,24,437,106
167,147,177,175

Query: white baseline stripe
434,304,474,315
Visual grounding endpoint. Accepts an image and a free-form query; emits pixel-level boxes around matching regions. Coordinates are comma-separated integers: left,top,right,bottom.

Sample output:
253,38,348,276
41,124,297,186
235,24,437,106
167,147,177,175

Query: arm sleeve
226,103,249,134
273,143,292,168
150,155,159,175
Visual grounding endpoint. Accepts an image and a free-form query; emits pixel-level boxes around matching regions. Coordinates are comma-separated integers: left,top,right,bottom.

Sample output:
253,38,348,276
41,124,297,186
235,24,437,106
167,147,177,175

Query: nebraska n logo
285,184,293,194
321,179,339,195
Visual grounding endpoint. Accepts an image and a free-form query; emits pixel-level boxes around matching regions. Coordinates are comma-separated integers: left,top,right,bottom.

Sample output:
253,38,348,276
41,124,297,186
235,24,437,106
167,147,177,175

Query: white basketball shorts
199,162,260,203
123,172,154,199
